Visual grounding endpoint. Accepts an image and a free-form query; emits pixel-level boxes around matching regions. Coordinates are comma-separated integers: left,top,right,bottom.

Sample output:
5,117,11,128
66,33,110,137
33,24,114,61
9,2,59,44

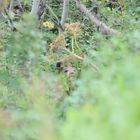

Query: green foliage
0,1,140,140
60,31,140,140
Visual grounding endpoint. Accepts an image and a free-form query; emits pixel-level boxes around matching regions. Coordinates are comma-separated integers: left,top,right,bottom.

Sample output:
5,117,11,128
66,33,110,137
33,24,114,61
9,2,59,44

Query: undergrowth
0,0,140,140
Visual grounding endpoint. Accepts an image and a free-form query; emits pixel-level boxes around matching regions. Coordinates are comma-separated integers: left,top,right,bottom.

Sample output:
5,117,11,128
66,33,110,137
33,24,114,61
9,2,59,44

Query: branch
75,0,120,35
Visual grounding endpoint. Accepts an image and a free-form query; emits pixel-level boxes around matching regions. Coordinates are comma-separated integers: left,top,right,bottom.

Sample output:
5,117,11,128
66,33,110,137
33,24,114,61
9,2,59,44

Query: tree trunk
61,0,69,30
31,0,41,16
9,0,14,10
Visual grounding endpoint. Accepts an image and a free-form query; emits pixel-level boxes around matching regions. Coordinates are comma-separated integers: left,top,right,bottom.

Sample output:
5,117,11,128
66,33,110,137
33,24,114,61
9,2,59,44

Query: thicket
0,0,140,140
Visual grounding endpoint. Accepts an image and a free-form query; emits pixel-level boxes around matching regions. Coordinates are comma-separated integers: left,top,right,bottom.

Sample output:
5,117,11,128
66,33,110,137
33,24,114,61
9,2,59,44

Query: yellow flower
43,21,55,29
